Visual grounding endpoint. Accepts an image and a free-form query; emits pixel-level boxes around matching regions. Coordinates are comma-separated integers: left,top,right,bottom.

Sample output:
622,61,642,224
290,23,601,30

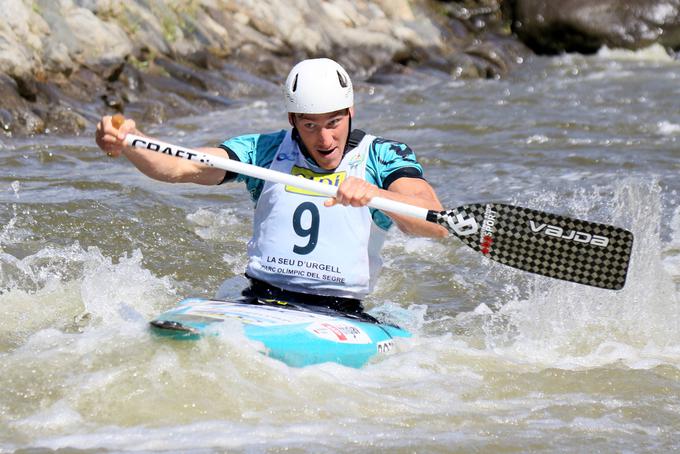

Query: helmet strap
343,113,352,155
291,126,311,161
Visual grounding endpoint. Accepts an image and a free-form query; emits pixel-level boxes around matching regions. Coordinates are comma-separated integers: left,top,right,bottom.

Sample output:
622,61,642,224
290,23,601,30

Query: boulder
0,0,528,136
0,75,45,135
508,0,680,54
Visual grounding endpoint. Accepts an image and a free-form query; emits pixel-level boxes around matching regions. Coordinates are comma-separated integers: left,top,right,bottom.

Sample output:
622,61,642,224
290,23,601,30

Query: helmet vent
292,74,298,92
337,71,348,88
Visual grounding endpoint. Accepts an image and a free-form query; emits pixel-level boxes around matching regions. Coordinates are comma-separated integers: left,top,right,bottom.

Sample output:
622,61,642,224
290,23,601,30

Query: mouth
316,147,337,156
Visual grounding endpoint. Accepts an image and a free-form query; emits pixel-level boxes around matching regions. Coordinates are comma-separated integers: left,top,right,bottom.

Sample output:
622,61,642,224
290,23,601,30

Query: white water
1,48,680,452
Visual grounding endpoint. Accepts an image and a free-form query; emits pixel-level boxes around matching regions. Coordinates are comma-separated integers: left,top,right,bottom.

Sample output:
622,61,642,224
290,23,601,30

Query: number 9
292,202,319,255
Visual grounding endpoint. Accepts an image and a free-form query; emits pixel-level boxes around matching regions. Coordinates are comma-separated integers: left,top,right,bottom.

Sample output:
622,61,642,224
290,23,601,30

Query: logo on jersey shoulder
276,150,298,161
347,152,365,169
286,166,347,196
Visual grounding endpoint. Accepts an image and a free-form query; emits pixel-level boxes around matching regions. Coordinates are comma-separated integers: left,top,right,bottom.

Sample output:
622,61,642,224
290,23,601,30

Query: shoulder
364,134,423,189
218,130,286,196
368,136,418,166
220,130,286,166
221,130,286,148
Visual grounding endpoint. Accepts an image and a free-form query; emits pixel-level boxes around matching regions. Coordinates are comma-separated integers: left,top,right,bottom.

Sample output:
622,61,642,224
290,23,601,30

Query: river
1,45,679,452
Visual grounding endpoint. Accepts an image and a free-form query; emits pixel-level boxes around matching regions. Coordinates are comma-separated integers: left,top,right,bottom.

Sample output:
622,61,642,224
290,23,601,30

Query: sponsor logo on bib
286,166,347,196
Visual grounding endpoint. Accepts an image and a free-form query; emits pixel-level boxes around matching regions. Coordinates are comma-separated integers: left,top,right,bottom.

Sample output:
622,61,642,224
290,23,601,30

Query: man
96,58,447,317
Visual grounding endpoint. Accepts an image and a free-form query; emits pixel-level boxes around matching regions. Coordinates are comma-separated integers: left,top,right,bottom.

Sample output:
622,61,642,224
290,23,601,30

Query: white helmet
284,58,353,114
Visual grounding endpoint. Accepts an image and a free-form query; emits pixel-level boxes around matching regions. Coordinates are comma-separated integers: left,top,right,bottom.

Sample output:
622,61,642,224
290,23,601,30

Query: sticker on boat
306,321,372,344
376,340,394,355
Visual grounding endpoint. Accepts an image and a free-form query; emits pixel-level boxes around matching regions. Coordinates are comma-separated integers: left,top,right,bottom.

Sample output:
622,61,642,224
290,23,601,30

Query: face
289,108,353,170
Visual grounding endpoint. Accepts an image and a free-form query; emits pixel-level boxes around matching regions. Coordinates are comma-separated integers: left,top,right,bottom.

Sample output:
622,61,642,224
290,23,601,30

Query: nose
318,127,335,148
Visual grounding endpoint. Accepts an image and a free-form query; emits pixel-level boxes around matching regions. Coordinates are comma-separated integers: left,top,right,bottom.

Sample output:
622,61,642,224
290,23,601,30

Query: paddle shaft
122,134,430,221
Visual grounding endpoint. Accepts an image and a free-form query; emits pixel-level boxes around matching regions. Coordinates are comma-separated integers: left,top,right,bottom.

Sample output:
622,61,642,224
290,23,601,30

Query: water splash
0,244,176,349
656,120,680,136
662,205,680,287
10,180,20,197
596,44,676,62
1,182,27,252
186,208,243,241
475,180,680,368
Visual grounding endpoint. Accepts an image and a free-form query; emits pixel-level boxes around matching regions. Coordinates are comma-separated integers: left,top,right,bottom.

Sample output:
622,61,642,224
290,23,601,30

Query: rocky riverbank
0,0,678,137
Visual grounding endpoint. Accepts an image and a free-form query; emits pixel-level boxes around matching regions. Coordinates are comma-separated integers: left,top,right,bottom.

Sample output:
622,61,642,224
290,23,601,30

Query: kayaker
95,58,447,318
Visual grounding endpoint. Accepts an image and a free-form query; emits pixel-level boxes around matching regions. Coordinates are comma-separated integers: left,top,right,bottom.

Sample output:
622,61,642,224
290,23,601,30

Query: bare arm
327,176,448,238
95,115,227,186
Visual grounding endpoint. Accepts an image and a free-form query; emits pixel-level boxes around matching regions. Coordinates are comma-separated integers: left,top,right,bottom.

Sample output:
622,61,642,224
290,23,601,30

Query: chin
315,150,341,168
319,161,339,170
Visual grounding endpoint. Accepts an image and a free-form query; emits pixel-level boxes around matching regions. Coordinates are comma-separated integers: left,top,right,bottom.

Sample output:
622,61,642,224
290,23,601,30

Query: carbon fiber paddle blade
427,203,634,290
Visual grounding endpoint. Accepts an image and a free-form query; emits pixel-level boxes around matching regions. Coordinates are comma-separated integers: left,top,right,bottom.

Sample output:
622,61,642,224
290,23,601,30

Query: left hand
95,114,138,158
325,176,379,208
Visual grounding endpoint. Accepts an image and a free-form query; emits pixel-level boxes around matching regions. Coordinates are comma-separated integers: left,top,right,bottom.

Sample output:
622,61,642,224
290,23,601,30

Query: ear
348,107,354,118
288,113,296,128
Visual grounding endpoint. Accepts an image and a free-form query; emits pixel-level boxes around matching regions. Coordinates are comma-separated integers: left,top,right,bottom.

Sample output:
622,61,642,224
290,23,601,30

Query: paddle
110,114,633,290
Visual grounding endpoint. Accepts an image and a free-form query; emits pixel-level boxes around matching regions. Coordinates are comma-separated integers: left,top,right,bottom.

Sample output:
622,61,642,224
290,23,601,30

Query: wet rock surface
0,0,676,137
506,0,680,55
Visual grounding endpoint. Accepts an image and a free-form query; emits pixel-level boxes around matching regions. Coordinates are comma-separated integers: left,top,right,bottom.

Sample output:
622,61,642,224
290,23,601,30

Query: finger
344,182,366,207
334,180,356,206
100,134,121,144
117,119,136,141
350,183,375,207
101,115,112,131
98,116,116,139
333,190,350,206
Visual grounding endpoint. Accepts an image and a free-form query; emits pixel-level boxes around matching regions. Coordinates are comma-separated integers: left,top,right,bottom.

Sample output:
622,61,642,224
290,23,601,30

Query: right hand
95,114,137,158
325,176,380,208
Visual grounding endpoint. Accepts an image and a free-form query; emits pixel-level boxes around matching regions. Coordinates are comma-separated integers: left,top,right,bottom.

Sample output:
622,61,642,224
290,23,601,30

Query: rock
182,8,232,58
375,0,416,21
13,75,40,102
124,99,167,125
113,1,170,55
64,67,109,106
0,109,12,132
62,1,133,64
44,106,88,135
0,75,38,135
17,109,46,135
0,0,530,137
184,49,223,71
449,52,488,79
394,1,528,79
320,1,355,26
464,34,530,77
100,91,125,110
0,0,48,78
141,71,233,110
508,0,680,54
155,57,209,91
43,40,75,75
